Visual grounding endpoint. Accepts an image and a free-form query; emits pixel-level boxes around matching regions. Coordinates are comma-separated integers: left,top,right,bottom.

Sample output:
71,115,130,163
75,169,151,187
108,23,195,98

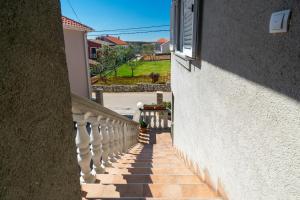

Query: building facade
170,0,300,200
62,16,93,98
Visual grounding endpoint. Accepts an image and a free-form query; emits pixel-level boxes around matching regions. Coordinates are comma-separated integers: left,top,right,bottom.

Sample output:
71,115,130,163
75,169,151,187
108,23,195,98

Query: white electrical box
269,9,291,33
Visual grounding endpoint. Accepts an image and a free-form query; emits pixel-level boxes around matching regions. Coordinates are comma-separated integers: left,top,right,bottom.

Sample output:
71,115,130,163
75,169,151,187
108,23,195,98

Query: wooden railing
139,109,170,129
72,93,139,183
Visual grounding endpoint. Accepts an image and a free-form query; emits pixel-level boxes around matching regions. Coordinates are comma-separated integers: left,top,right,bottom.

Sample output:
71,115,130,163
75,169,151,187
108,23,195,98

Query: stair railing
139,109,170,129
72,93,139,183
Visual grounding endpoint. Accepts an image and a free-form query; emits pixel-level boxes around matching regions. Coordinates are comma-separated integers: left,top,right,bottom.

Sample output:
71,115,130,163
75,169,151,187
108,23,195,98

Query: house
2,1,300,200
97,35,128,47
155,38,170,54
62,16,93,98
169,0,299,200
87,39,114,59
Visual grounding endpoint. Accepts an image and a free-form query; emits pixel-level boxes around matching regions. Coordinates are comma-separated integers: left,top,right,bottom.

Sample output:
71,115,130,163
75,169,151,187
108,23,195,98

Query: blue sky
60,0,171,41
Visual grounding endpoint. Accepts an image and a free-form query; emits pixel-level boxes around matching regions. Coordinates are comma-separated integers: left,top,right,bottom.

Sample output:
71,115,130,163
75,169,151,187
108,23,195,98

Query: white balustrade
108,119,117,162
140,109,170,129
72,94,139,183
73,114,95,183
89,116,105,174
118,121,124,155
100,118,111,167
113,120,121,158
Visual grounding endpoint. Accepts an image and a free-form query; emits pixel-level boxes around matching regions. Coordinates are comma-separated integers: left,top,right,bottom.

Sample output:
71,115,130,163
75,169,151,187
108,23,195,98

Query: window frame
90,47,97,59
171,0,200,60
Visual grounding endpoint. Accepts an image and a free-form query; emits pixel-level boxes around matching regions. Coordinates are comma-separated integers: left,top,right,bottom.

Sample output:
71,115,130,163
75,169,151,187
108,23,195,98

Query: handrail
72,93,139,125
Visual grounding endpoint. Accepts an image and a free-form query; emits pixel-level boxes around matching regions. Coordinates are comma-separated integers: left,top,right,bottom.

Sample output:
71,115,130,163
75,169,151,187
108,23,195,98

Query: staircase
81,132,221,199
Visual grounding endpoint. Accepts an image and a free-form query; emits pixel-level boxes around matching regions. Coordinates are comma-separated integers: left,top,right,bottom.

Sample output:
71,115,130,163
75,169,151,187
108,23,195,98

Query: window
170,0,200,59
90,47,97,59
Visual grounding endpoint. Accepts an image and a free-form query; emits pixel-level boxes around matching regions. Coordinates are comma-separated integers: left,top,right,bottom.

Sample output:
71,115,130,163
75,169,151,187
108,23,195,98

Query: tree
127,59,141,77
97,45,117,77
97,45,136,77
141,44,155,61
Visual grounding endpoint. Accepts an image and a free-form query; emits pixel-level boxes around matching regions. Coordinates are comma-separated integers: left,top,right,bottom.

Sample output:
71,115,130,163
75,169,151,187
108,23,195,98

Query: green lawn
108,60,171,77
95,60,171,85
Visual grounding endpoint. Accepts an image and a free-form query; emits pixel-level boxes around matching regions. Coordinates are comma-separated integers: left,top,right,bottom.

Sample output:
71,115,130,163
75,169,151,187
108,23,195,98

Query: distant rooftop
157,38,169,44
62,16,94,32
101,35,128,45
89,39,113,46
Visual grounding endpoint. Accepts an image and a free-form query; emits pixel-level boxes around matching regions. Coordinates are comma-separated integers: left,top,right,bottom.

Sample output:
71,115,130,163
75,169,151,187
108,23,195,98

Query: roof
157,38,169,44
89,39,114,46
102,36,128,45
161,40,170,46
62,16,94,32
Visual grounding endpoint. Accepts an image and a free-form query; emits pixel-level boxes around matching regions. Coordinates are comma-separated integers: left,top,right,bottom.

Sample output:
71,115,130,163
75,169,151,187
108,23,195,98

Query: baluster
153,111,157,128
73,114,96,183
108,119,117,162
118,122,124,155
90,116,105,174
163,111,168,128
145,111,149,125
129,125,133,147
123,123,128,152
101,118,111,167
142,111,146,122
157,111,162,129
113,120,120,158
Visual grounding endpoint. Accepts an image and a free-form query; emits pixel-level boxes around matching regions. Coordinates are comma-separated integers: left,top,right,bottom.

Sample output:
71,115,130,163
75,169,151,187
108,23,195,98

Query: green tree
97,45,136,77
97,45,117,76
127,59,141,77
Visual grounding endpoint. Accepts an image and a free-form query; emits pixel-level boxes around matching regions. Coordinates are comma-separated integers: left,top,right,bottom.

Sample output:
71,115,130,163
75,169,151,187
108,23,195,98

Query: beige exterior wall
171,1,300,200
63,29,91,98
0,1,81,199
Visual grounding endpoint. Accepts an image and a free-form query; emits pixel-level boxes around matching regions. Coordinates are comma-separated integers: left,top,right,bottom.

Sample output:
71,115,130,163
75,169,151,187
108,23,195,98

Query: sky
60,0,171,42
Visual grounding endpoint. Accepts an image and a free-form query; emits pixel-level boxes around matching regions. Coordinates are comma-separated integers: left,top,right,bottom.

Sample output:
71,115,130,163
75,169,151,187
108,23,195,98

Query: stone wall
0,1,81,199
93,83,171,92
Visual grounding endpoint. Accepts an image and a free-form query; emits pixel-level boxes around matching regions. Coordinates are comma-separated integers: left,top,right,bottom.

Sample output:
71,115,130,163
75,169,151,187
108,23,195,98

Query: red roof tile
157,38,169,44
102,36,128,45
62,16,93,32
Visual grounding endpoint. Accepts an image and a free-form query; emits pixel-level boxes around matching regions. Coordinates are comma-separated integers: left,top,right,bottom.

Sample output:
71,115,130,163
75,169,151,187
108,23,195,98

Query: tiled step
121,155,179,160
116,159,183,164
82,184,219,199
83,198,222,200
96,174,203,184
105,167,194,175
112,162,187,168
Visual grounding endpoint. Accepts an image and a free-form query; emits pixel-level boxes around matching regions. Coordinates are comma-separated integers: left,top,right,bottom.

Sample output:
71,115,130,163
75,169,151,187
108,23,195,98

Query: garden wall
142,54,171,61
93,83,171,92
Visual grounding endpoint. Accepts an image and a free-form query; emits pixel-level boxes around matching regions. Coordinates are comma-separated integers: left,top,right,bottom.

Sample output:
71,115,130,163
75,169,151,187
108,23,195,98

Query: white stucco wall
171,56,300,200
63,29,90,98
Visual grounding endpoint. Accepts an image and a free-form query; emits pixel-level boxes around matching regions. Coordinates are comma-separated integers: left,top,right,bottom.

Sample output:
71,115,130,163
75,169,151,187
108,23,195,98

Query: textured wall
63,29,90,98
0,1,81,199
171,0,300,200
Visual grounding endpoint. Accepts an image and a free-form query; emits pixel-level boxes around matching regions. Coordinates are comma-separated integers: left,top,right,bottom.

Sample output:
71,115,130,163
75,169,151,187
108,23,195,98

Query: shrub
149,72,160,83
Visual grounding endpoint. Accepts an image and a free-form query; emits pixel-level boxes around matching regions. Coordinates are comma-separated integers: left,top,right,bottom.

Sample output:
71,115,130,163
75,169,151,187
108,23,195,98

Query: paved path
82,132,221,199
103,92,171,115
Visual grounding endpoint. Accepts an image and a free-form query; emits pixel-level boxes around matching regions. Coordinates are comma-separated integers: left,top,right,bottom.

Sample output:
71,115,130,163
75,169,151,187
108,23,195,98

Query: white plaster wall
171,56,300,200
63,29,90,98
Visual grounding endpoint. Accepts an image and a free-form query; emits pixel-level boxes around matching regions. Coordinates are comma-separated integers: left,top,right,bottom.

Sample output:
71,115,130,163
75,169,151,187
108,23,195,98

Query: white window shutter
170,0,176,51
182,0,196,58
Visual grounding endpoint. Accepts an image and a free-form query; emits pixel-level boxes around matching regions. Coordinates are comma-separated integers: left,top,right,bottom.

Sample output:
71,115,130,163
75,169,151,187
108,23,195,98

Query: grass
107,60,171,77
94,60,171,85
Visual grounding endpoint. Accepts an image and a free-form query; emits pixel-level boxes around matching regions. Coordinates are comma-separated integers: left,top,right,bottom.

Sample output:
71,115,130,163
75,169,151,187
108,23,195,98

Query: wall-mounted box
269,10,291,33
